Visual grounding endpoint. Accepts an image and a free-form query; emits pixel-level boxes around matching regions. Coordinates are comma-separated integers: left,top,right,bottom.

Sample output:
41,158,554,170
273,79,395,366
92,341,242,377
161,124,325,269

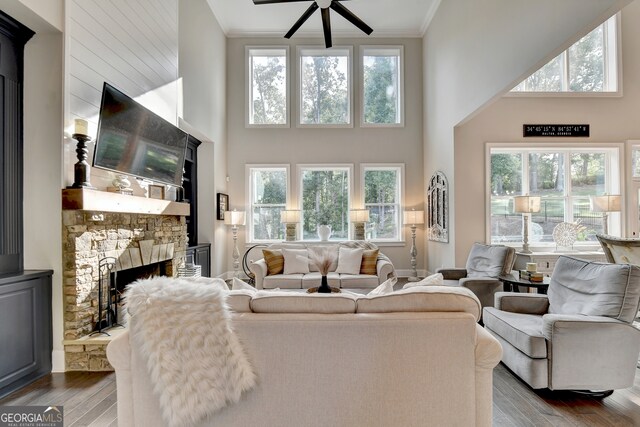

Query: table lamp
513,195,541,254
403,209,424,281
225,209,246,277
280,210,301,241
590,194,621,235
349,209,370,240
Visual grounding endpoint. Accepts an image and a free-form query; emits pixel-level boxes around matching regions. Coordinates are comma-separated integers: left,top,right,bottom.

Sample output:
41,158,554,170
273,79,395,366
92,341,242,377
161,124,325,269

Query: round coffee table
498,273,551,294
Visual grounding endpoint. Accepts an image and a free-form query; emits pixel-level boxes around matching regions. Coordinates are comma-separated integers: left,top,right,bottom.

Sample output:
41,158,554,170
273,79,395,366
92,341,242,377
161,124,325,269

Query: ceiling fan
252,0,373,48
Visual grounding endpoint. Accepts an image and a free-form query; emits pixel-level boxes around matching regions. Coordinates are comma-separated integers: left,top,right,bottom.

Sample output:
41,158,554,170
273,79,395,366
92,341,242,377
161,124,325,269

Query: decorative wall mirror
427,171,449,242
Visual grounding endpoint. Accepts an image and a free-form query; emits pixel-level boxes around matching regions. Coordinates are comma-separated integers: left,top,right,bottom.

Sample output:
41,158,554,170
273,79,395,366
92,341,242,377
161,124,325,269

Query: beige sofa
249,242,395,290
107,286,502,427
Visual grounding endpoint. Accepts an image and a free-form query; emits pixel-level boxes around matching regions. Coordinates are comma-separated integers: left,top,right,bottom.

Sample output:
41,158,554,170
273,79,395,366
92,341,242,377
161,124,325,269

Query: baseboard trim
52,349,65,373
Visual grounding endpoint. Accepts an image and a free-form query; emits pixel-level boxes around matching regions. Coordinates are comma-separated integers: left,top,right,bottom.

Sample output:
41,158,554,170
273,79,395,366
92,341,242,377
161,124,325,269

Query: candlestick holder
68,133,95,189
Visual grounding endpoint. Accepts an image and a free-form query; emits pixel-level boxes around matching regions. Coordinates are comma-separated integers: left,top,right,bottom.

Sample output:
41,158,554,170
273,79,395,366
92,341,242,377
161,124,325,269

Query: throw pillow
367,277,397,296
402,273,444,289
282,248,311,274
262,249,284,275
232,277,257,293
335,247,365,275
360,249,379,275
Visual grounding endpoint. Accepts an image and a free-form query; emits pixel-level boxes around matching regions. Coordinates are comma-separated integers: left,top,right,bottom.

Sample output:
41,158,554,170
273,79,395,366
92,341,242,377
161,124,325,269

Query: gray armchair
483,255,640,393
436,243,516,309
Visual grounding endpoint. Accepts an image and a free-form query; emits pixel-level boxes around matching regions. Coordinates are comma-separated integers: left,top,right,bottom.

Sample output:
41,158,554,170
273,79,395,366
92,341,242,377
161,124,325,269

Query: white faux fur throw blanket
125,277,256,427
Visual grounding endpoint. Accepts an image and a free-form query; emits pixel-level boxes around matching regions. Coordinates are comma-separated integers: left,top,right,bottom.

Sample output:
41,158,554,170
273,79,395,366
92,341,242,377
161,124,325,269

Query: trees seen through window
512,15,617,93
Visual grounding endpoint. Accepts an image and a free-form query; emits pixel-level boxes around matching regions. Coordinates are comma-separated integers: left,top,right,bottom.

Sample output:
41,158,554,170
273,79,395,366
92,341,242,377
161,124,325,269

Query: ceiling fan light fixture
315,0,331,9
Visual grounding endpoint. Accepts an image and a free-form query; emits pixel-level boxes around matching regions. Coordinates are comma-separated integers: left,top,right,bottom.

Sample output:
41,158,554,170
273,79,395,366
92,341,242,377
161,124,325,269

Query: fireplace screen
92,257,119,335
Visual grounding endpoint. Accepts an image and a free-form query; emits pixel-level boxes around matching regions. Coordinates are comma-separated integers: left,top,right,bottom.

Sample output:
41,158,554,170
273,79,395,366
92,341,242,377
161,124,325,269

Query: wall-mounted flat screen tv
93,82,188,187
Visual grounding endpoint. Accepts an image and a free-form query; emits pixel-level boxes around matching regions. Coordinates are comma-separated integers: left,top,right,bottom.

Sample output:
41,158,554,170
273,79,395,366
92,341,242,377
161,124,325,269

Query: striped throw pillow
360,249,379,275
263,249,284,275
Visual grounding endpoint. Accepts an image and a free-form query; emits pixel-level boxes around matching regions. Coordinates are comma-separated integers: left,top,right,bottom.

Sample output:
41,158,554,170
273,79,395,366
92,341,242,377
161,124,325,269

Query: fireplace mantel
62,188,190,216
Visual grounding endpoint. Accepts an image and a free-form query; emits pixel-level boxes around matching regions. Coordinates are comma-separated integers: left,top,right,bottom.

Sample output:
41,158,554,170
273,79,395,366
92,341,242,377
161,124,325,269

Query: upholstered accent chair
483,255,640,393
436,243,516,309
596,233,640,265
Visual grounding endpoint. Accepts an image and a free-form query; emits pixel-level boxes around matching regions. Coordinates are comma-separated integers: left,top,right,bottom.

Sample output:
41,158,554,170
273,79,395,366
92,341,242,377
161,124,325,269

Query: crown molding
420,0,441,36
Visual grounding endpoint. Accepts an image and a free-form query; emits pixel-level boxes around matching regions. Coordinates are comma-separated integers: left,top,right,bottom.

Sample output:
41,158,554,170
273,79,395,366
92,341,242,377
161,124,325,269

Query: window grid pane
363,167,401,240
301,168,350,240
300,49,350,125
511,17,616,93
363,50,401,125
489,148,618,246
249,49,287,125
250,168,287,241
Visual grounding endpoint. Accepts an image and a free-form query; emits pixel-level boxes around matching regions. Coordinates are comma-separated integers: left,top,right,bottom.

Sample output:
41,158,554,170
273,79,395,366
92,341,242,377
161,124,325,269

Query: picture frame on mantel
148,184,165,200
217,193,228,220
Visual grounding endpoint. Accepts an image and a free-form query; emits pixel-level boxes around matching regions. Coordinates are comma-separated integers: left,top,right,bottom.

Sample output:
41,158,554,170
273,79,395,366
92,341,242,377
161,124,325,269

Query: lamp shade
280,210,301,224
349,209,370,223
513,195,541,214
590,195,621,213
224,210,246,226
403,210,424,225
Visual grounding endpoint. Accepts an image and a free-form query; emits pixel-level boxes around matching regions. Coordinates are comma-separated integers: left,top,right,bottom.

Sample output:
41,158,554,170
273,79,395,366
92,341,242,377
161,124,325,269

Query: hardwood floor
0,372,116,427
1,364,638,426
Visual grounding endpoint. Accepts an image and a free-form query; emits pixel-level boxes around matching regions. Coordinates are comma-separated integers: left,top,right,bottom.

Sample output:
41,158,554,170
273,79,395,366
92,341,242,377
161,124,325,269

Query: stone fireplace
61,188,189,371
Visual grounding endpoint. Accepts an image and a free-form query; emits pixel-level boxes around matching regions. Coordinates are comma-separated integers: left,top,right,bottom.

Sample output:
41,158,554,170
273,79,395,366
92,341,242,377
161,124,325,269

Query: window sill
504,91,622,98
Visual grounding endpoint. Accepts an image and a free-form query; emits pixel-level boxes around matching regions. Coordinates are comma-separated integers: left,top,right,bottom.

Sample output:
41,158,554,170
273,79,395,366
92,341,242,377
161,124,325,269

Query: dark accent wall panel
0,271,52,399
0,11,33,275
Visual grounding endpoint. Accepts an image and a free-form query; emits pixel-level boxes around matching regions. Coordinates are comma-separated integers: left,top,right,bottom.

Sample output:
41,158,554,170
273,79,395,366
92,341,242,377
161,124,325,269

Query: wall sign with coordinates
523,124,589,137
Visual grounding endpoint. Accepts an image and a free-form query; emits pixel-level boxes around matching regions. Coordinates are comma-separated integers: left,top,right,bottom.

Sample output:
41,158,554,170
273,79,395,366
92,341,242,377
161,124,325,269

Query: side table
498,273,551,295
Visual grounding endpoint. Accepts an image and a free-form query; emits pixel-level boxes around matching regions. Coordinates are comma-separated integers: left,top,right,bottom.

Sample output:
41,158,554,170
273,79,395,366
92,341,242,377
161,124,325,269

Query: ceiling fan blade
330,1,373,35
253,0,312,5
321,7,332,48
285,2,319,38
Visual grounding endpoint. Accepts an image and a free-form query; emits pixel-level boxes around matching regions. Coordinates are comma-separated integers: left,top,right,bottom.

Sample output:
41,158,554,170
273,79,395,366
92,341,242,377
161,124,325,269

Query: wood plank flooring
1,364,638,426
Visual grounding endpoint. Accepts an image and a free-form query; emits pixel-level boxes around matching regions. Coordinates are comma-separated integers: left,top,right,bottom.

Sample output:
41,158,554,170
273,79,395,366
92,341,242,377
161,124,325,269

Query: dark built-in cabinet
0,271,53,399
0,12,53,399
182,135,211,277
186,243,211,278
0,11,32,275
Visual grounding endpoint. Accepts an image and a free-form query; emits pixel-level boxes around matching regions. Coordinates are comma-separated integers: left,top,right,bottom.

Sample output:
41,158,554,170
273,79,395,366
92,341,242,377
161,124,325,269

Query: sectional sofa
248,242,395,290
107,284,502,427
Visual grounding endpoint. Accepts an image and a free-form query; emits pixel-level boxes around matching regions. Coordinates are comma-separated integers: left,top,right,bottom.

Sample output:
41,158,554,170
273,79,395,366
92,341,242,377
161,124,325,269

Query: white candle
74,118,89,136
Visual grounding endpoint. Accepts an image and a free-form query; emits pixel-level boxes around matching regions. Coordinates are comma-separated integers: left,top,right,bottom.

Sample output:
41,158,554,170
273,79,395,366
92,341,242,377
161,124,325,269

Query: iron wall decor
216,193,228,220
427,171,449,243
523,124,589,137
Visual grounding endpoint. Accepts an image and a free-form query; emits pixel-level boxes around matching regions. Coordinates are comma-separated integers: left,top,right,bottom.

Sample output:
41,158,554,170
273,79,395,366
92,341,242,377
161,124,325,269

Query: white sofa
248,242,395,289
107,286,502,427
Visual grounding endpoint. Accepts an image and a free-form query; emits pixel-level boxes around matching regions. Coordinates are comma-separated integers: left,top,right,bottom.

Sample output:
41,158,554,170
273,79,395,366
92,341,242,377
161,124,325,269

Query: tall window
247,165,289,242
488,146,620,246
298,47,352,127
299,165,352,240
362,164,403,240
512,15,618,93
247,47,288,127
361,46,403,126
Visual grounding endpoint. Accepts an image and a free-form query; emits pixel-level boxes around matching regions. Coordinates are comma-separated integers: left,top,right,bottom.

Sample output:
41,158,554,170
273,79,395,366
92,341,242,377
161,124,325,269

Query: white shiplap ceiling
206,0,441,38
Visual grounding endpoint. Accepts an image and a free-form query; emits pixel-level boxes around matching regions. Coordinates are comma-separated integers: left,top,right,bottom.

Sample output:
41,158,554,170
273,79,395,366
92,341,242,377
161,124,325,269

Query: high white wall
423,0,631,270
23,31,64,372
226,37,424,273
179,0,228,276
65,0,180,188
454,1,640,263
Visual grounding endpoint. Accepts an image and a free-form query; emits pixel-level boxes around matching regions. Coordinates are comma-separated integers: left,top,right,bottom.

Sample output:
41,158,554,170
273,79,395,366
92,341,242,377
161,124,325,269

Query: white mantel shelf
62,188,190,216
